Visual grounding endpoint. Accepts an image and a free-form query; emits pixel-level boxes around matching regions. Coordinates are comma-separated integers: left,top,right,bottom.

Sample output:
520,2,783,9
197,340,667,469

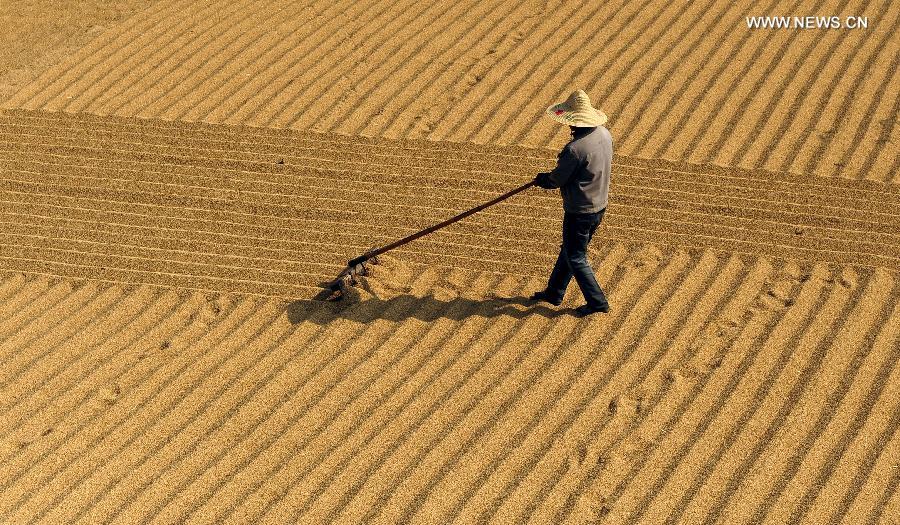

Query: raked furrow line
0,109,896,300
0,107,898,525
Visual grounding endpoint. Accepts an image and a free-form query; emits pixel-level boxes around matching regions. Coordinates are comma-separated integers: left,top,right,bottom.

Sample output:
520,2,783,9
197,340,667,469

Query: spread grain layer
0,109,897,298
0,0,154,102
4,0,898,184
1,110,899,524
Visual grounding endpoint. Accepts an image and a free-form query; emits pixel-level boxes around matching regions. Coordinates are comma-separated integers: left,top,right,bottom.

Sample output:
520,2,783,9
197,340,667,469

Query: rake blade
313,260,371,301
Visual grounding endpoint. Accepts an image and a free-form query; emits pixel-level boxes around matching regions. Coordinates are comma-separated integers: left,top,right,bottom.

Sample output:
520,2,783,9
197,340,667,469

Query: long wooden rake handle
347,180,537,267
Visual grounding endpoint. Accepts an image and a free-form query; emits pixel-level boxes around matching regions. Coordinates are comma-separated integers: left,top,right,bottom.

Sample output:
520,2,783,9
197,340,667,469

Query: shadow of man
286,293,567,326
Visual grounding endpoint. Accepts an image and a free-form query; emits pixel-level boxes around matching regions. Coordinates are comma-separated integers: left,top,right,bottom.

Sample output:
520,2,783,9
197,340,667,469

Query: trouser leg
564,211,608,309
545,243,572,301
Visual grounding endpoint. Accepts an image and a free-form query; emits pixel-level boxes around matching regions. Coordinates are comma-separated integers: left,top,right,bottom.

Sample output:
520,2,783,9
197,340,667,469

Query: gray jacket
545,126,612,213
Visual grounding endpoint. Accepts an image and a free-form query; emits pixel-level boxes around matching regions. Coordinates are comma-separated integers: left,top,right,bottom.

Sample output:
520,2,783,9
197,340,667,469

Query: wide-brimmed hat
546,89,607,127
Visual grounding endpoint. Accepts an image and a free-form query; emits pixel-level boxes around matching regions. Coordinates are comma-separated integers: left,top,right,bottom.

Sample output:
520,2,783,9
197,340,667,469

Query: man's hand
534,172,555,189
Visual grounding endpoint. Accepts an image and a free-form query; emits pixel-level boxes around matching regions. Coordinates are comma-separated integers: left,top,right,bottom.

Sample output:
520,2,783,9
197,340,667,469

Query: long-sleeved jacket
544,126,612,213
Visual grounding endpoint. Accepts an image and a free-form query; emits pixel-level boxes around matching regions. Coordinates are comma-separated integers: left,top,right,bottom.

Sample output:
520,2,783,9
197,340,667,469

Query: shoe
529,290,563,306
574,303,609,317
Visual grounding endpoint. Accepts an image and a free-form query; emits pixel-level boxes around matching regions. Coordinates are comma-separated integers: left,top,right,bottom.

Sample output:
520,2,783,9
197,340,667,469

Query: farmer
531,89,612,316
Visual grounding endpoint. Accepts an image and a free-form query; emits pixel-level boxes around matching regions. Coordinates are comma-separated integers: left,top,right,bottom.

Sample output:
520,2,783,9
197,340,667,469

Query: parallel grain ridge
0,113,896,524
1,1,897,522
1,255,897,524
0,109,897,300
2,0,896,183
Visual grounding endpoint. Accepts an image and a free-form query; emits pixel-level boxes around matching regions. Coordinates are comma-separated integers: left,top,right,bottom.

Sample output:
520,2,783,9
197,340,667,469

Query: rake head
313,255,379,301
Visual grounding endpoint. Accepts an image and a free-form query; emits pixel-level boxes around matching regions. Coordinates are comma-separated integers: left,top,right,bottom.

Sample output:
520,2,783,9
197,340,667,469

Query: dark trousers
545,209,608,308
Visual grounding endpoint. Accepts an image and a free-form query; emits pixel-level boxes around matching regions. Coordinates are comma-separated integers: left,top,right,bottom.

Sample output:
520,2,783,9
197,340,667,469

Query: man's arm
537,144,579,189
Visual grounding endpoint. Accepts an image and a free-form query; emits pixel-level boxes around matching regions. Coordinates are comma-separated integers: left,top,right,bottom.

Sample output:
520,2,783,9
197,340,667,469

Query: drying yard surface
4,0,899,183
1,1,899,524
0,110,896,294
1,111,898,524
0,0,154,102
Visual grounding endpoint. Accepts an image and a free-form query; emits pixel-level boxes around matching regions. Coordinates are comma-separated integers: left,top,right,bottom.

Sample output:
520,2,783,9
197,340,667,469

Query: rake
315,180,536,301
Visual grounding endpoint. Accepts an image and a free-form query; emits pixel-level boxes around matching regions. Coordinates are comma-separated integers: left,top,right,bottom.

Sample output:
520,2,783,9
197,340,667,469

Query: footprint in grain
664,366,699,390
565,434,608,474
613,393,642,421
568,440,589,468
98,383,121,405
838,268,858,289
622,245,664,270
195,294,224,325
576,485,613,523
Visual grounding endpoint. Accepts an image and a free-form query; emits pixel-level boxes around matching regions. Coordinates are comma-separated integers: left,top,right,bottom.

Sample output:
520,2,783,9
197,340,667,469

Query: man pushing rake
530,89,611,316
320,90,612,317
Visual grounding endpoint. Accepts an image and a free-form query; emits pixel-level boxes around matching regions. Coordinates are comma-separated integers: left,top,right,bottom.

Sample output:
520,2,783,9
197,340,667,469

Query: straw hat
546,89,608,127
